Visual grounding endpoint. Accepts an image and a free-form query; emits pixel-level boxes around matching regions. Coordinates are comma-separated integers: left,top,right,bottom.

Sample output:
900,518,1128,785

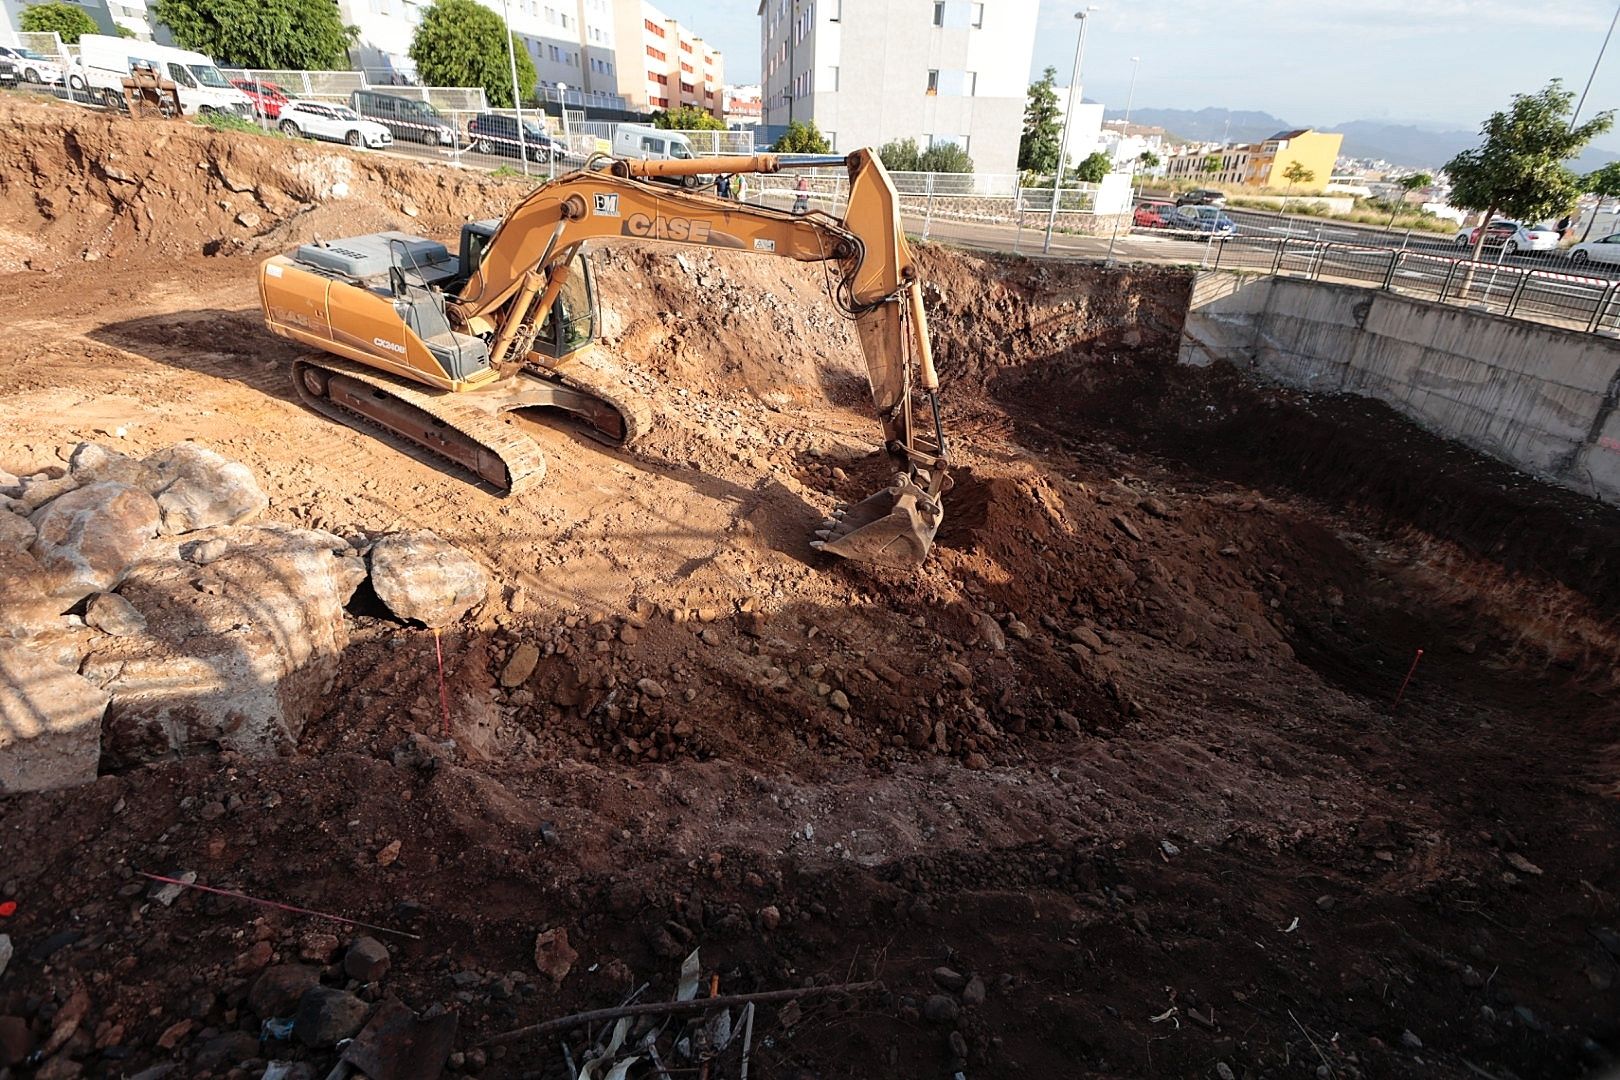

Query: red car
1133,200,1174,228
230,78,290,119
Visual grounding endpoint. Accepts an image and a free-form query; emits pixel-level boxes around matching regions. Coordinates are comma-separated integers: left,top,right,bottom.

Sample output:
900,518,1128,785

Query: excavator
256,150,948,569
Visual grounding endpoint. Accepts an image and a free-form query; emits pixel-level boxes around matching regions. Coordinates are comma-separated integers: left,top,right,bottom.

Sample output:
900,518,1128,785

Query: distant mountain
1103,106,1291,145
1106,107,1620,173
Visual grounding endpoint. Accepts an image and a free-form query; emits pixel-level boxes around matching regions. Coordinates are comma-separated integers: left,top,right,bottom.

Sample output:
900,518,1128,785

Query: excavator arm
453,150,948,565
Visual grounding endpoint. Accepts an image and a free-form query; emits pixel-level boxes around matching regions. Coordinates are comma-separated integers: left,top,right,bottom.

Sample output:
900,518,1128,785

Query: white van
612,123,698,163
611,124,708,188
76,35,252,117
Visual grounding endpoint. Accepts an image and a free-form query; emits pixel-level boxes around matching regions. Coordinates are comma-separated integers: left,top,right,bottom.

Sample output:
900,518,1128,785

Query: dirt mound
0,96,519,266
0,106,1617,1080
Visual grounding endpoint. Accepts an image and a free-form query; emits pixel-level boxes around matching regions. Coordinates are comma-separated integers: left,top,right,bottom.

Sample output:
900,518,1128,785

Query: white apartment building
758,0,1039,175
343,0,623,101
1055,91,1104,168
610,0,724,116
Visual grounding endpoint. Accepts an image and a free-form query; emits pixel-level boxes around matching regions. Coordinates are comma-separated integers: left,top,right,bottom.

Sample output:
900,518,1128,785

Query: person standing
716,174,732,199
792,175,811,215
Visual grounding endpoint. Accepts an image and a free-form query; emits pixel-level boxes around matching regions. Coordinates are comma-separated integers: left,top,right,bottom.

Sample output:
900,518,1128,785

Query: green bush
19,1,97,43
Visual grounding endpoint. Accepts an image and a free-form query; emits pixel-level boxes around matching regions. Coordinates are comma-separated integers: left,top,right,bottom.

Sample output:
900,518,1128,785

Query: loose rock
500,643,540,687
144,442,269,534
249,964,321,1018
922,994,960,1024
29,480,161,599
293,987,370,1047
85,592,146,637
0,640,109,794
369,530,488,627
344,936,391,982
533,927,578,984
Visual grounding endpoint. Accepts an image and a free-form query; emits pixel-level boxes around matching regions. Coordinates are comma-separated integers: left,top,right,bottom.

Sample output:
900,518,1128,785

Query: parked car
1565,233,1620,266
1452,219,1559,254
230,78,290,119
0,44,64,85
466,112,566,162
278,100,393,149
0,57,19,89
1133,200,1175,228
1169,205,1238,235
1175,188,1227,208
350,89,460,146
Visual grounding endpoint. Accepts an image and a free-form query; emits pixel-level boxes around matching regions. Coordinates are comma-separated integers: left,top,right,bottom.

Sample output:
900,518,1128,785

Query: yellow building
1246,129,1343,191
1163,128,1343,191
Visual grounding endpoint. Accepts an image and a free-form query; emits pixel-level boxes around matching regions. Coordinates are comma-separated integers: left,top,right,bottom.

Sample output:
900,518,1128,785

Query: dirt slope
0,97,1617,1080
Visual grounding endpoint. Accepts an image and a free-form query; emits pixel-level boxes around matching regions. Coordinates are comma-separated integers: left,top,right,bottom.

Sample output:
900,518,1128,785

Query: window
681,40,693,52
647,46,665,61
971,2,983,26
681,61,692,73
933,2,943,25
926,69,938,94
166,61,196,87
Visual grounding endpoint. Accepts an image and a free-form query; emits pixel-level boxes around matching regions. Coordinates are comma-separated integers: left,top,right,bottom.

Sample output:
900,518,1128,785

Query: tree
877,137,922,173
409,0,535,109
1200,153,1221,177
155,0,356,68
654,105,724,131
918,142,973,173
772,119,830,153
18,2,97,43
1384,171,1433,231
1073,150,1111,184
1018,65,1063,174
1135,149,1160,172
1580,162,1620,241
1280,161,1315,212
1444,79,1613,264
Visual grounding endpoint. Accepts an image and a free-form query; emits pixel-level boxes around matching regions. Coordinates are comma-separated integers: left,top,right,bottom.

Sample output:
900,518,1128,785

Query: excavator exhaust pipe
811,470,945,570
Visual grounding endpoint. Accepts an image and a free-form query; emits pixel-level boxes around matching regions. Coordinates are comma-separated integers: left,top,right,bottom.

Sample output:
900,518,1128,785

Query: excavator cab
453,221,597,361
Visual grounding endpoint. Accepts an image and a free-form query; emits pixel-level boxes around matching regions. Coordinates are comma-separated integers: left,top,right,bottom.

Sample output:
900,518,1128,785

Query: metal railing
1200,235,1620,334
216,69,488,113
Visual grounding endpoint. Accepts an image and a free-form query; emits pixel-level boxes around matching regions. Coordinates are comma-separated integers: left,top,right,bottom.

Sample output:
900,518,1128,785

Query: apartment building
758,0,1038,175
343,0,644,108
610,0,724,116
724,84,763,126
1164,129,1344,190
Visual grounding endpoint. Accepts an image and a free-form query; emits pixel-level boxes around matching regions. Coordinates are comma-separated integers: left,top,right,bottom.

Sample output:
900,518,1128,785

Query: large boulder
0,510,34,550
144,443,268,535
84,523,367,767
28,481,161,599
68,442,159,490
0,546,68,642
369,531,488,628
0,639,109,793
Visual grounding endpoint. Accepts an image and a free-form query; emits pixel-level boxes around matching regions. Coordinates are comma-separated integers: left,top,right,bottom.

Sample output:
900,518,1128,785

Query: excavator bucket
812,474,945,570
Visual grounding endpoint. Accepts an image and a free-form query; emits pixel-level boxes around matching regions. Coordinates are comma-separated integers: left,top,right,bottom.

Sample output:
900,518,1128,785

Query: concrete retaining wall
1179,272,1620,502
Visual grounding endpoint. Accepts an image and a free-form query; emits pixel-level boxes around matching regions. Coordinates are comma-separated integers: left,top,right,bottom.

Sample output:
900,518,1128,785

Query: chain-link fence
1199,235,1620,334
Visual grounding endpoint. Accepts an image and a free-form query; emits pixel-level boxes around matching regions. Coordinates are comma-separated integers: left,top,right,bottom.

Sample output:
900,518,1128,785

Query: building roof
1270,129,1310,140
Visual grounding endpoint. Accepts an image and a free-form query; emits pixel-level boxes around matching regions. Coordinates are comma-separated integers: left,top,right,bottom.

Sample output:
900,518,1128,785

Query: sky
651,0,1620,148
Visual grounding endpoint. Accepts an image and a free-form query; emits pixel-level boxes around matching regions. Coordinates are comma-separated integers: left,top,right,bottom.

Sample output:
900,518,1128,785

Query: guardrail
1197,234,1620,334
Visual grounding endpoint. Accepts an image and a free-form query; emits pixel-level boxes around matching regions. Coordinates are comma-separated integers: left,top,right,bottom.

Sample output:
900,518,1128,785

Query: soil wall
1180,272,1620,502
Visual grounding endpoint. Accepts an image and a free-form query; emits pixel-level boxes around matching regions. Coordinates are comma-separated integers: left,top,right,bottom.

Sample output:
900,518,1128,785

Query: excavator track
519,350,655,449
291,356,549,496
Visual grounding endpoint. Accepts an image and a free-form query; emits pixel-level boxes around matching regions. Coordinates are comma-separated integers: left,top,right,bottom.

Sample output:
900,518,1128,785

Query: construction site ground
1,98,1618,1080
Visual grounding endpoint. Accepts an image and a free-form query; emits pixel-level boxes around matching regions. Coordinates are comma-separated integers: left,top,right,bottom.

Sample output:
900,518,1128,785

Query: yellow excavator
256,150,947,568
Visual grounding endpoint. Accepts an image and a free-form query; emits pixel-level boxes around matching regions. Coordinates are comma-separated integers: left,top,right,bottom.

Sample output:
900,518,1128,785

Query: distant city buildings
329,0,722,115
758,0,1040,175
724,83,763,126
1163,128,1343,189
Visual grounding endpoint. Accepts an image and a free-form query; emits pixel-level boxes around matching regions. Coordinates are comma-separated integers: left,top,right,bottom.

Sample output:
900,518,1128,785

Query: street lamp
1122,55,1140,128
1572,0,1620,130
1044,6,1099,255
499,0,529,175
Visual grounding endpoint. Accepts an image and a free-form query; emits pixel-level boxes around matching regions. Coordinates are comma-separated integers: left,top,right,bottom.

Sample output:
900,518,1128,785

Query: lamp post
1044,6,1099,255
500,0,529,175
1573,0,1620,130
1122,54,1140,128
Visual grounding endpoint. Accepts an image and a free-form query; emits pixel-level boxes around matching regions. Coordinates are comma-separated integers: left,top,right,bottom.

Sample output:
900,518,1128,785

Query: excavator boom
259,149,947,569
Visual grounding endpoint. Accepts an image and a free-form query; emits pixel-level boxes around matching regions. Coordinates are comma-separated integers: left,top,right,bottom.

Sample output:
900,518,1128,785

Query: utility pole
1122,55,1139,127
1044,6,1098,255
500,0,529,175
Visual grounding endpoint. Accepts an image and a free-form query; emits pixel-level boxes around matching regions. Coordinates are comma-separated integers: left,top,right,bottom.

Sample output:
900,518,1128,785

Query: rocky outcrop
88,523,367,768
0,640,108,794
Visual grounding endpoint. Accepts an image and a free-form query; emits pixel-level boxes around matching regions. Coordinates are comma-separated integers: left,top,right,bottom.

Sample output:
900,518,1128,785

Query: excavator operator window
535,253,596,358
